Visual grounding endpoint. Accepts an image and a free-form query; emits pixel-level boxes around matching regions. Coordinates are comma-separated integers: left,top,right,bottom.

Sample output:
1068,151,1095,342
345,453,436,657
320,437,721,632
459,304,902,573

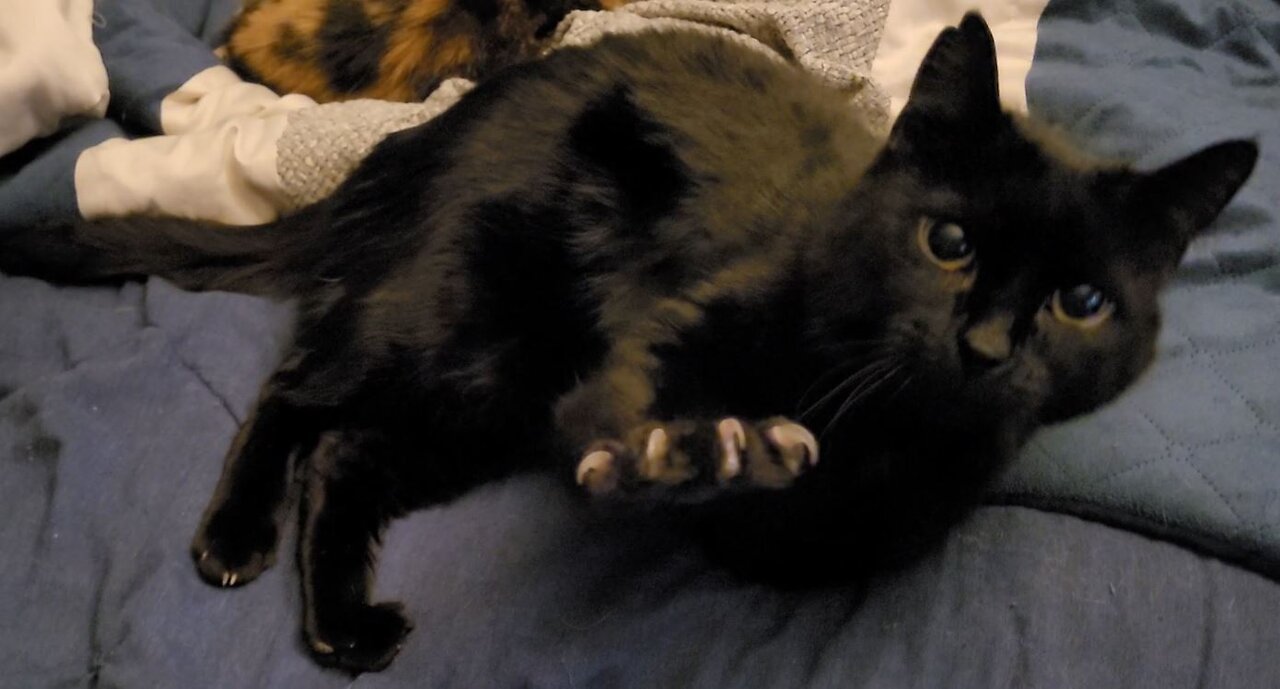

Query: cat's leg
191,305,363,587
190,378,313,586
297,430,411,673
555,364,818,502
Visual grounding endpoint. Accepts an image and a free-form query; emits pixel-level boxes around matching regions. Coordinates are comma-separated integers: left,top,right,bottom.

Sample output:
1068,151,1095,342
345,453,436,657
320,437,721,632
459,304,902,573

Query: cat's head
805,12,1257,429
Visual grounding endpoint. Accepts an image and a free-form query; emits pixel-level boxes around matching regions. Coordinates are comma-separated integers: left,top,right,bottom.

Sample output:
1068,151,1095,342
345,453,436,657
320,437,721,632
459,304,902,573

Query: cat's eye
917,219,975,270
1050,284,1114,327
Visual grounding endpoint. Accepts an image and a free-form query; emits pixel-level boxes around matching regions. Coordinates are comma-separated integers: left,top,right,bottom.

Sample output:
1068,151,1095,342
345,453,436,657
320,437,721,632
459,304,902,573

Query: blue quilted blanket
1,0,1278,687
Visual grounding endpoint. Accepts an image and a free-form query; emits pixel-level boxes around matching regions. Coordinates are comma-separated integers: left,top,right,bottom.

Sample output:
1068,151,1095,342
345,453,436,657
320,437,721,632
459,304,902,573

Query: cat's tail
0,211,316,298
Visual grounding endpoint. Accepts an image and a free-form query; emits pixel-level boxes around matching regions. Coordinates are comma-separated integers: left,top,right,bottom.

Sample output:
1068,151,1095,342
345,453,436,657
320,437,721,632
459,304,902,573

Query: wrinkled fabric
0,0,108,157
2,0,1280,687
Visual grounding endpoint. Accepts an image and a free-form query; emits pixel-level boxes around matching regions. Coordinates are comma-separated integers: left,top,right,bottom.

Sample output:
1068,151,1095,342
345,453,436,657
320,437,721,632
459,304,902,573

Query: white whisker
799,357,894,420
820,361,903,439
796,339,888,407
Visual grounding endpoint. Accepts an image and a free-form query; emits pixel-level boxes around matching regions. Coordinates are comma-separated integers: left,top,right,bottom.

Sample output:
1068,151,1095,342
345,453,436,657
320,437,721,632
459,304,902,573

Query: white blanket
0,0,109,157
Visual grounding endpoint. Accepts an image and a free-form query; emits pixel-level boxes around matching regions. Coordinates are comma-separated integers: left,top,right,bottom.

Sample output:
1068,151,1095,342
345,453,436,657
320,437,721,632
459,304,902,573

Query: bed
2,0,1278,686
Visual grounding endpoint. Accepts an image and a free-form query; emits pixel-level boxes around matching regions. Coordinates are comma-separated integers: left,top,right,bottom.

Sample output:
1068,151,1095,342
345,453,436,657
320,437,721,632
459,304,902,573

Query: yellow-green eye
1051,284,1114,327
917,219,975,270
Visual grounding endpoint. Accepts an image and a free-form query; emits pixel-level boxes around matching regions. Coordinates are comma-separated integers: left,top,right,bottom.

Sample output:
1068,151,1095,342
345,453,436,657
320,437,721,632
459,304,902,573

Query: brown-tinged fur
224,0,629,101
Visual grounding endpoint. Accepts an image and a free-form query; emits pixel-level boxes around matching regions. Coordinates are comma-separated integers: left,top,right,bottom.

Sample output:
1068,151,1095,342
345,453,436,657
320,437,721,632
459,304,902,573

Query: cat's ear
890,12,1001,147
1132,140,1258,246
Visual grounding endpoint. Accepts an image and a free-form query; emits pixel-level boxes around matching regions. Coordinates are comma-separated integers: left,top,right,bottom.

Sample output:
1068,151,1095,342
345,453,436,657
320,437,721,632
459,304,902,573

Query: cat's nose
960,314,1014,369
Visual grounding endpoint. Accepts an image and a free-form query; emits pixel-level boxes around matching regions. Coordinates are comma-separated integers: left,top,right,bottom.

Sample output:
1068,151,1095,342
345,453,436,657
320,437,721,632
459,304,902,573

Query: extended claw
639,427,670,479
716,418,746,481
765,422,819,474
576,449,617,494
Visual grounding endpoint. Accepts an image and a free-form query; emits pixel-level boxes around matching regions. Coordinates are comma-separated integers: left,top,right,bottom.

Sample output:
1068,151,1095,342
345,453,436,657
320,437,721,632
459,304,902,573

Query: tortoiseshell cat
0,14,1257,674
223,0,630,101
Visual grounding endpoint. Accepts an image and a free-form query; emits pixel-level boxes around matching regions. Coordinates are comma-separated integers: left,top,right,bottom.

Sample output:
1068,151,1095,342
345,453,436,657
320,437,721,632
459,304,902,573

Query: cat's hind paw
306,601,413,674
191,507,280,588
576,417,817,500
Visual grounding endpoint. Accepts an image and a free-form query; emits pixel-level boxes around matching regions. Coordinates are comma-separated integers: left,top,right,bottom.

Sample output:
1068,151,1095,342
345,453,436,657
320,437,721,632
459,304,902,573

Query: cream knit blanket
276,0,892,209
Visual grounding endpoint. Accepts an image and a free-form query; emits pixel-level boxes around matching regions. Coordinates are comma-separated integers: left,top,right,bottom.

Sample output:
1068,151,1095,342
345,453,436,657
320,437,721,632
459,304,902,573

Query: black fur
0,16,1257,674
274,24,310,62
317,0,392,94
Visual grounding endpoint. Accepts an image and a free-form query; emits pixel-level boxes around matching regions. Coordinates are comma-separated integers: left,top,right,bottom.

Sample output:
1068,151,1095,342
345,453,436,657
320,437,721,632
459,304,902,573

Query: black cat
0,13,1257,674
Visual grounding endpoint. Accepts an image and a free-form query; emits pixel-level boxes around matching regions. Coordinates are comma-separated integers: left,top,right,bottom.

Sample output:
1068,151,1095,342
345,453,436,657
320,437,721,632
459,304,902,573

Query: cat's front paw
306,602,413,674
576,417,818,499
190,505,280,588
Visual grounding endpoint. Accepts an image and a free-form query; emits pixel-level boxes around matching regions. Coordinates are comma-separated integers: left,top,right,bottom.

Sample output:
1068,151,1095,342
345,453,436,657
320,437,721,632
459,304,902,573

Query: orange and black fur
223,0,630,101
0,16,1258,675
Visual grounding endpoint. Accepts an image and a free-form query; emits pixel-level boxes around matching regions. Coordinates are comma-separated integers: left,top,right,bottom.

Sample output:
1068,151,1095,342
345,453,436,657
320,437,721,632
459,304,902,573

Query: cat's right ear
888,12,1002,151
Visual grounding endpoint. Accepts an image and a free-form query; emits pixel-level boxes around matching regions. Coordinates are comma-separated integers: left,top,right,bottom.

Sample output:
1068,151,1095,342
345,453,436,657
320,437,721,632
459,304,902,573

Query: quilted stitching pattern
992,0,1280,574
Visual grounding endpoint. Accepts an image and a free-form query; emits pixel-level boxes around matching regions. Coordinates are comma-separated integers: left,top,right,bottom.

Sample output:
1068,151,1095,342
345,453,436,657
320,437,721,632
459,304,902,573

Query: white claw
646,427,669,460
311,640,335,655
199,551,209,563
228,573,238,587
640,427,670,479
576,450,614,486
766,422,820,472
716,418,745,480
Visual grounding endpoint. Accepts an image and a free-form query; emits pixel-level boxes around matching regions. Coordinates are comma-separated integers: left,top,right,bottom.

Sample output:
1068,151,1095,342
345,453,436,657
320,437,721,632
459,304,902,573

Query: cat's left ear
1132,139,1259,247
889,12,1001,148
